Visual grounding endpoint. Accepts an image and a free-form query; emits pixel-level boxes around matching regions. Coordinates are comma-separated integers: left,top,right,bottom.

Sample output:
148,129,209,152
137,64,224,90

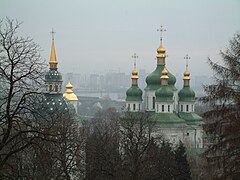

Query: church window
168,105,170,112
162,105,164,112
186,105,189,112
133,104,136,110
146,96,149,109
181,105,183,112
153,97,155,109
55,85,58,92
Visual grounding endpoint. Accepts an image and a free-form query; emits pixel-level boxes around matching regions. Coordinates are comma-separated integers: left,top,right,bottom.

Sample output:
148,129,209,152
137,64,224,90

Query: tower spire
49,28,58,69
131,53,139,86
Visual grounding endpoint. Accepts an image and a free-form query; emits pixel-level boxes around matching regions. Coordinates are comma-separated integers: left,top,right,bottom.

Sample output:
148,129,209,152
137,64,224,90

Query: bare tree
0,18,46,175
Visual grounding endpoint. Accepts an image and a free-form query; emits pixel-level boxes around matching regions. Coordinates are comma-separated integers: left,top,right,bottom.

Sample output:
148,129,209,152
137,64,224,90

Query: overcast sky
1,0,240,77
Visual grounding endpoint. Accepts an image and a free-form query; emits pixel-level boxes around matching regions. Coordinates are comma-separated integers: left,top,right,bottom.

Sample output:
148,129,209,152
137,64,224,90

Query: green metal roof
126,85,143,101
178,87,195,102
155,86,174,102
178,112,204,125
151,112,187,128
145,65,177,91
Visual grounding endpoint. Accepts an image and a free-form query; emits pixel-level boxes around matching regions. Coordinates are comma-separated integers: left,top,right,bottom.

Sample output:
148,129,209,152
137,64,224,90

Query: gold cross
157,25,166,41
50,28,56,40
132,53,138,70
184,54,191,66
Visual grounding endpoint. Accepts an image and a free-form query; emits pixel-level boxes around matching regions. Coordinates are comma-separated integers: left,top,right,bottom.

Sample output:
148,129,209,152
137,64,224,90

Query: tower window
133,104,136,110
186,105,189,112
49,85,52,92
128,104,130,110
153,97,155,109
55,85,58,92
181,105,183,112
168,105,170,112
162,105,164,112
146,96,149,109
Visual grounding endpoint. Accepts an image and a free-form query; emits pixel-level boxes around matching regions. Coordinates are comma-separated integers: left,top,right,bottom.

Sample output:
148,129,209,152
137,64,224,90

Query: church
43,29,204,150
125,31,204,149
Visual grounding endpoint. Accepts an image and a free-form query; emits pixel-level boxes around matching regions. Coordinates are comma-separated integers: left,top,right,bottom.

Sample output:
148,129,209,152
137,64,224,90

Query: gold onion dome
156,41,166,58
63,82,78,101
132,69,138,79
183,65,190,80
161,67,169,79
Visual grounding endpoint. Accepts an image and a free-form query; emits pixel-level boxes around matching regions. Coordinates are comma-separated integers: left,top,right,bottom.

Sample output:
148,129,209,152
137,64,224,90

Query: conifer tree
174,141,191,180
202,33,240,178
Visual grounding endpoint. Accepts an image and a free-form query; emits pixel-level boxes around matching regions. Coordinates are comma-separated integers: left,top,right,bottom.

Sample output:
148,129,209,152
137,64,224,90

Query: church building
125,30,204,149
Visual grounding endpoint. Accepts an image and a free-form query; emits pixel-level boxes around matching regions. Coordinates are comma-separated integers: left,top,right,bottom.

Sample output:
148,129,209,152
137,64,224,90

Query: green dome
178,87,195,102
155,86,174,102
145,65,176,90
126,85,143,101
45,70,62,82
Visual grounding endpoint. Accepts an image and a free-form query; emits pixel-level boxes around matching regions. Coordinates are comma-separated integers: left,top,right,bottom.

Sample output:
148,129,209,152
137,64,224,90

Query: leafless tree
0,18,46,176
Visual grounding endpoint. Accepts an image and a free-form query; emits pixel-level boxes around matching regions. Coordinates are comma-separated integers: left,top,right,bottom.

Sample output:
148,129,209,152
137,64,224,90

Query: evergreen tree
174,141,191,180
202,33,240,178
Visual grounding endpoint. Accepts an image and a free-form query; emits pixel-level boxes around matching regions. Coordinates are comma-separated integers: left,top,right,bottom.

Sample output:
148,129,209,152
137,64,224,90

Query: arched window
168,105,170,112
55,85,58,92
162,105,164,112
186,105,189,112
128,104,130,110
133,104,136,110
181,105,183,112
49,85,52,92
153,97,155,109
146,96,149,109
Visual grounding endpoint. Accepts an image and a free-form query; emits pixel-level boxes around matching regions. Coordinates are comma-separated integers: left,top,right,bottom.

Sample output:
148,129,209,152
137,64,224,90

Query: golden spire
131,53,139,85
49,29,58,69
183,54,190,80
63,81,78,101
156,25,167,65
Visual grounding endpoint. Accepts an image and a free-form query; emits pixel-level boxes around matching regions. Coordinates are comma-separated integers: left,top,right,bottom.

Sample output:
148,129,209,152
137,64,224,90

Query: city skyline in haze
1,0,240,77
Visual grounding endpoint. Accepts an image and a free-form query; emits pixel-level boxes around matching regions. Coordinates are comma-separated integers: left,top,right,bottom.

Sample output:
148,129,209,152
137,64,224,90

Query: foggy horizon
1,0,240,77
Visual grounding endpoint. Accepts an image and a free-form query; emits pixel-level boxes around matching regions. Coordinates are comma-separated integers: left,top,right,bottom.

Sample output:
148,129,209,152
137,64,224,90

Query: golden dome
161,67,169,79
63,81,78,101
183,65,190,80
157,42,166,54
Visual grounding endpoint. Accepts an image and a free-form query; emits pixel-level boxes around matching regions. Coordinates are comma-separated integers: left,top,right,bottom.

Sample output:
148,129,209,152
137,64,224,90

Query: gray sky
1,0,240,76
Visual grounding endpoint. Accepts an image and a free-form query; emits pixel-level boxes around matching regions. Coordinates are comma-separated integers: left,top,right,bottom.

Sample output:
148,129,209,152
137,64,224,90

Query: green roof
178,87,195,102
151,112,187,128
126,85,143,101
145,65,177,91
155,86,174,102
178,112,204,125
